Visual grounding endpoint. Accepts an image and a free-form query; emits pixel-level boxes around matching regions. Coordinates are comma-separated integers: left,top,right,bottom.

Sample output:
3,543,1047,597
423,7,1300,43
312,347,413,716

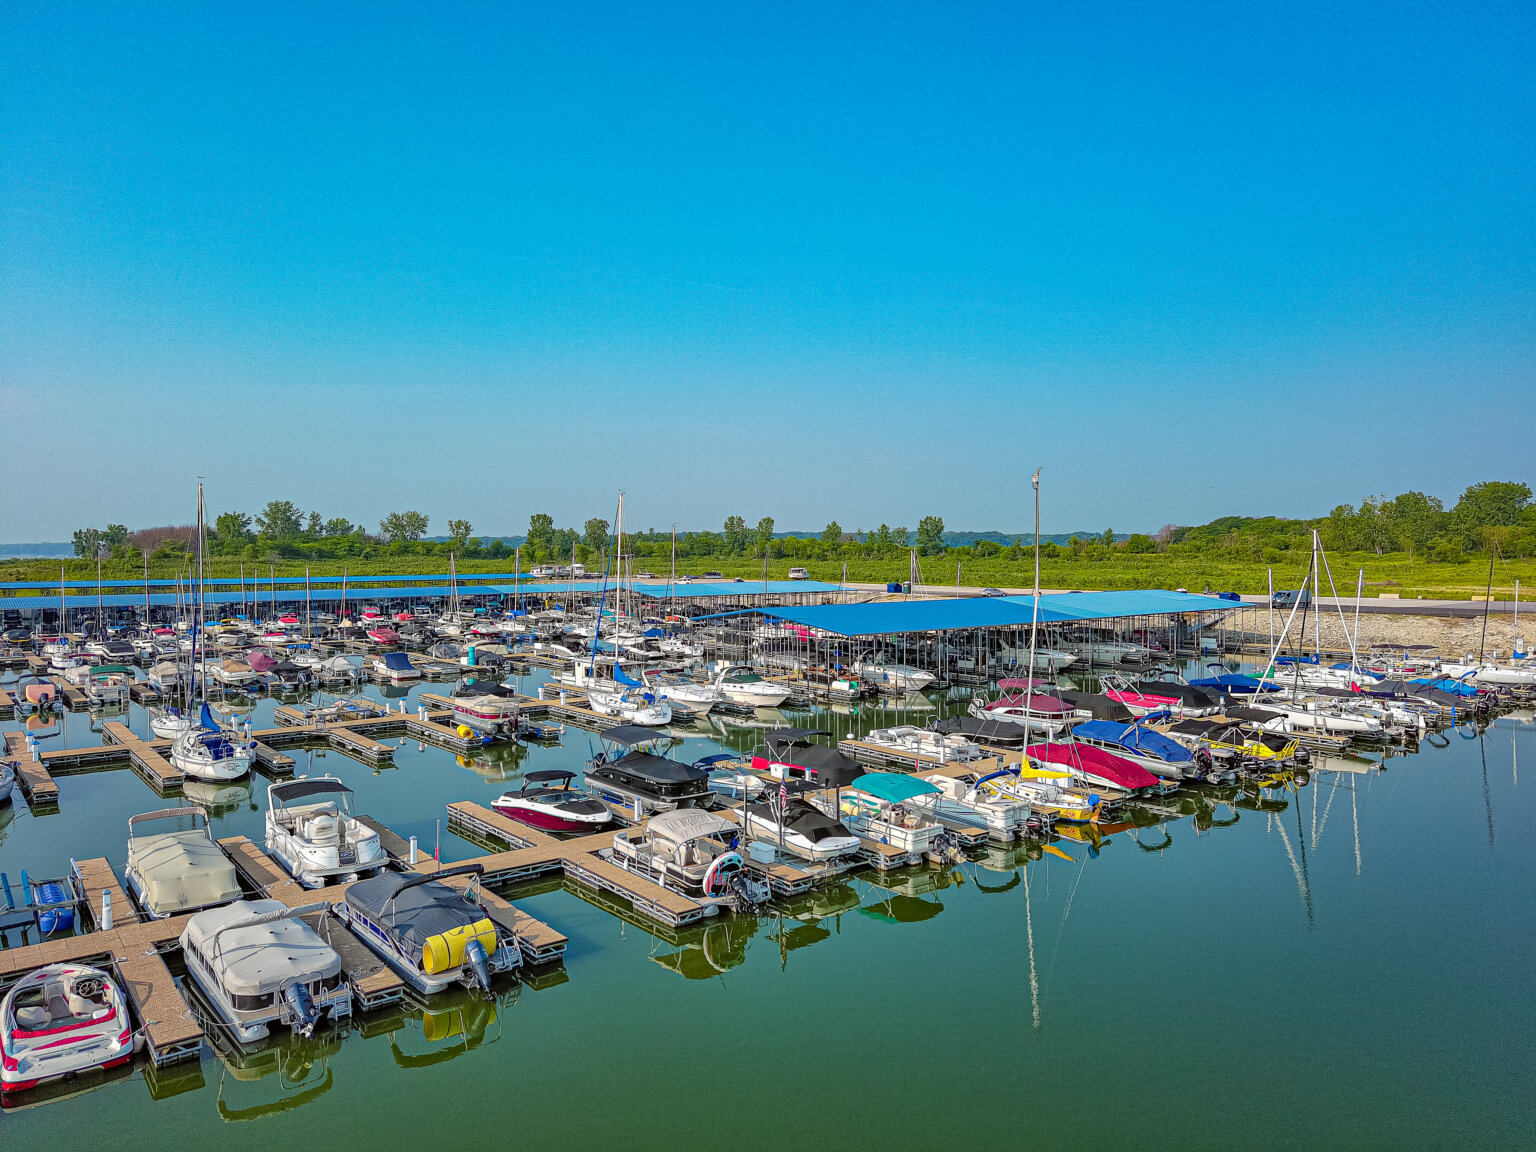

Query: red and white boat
1,964,140,1093
1100,681,1183,717
277,614,301,627
357,607,385,624
366,626,400,646
392,611,414,623
969,680,1080,735
1026,741,1161,796
493,770,613,832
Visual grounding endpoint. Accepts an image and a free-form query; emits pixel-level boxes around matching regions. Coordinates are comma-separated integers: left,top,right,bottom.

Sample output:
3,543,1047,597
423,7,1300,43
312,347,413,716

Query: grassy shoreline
3,552,1531,601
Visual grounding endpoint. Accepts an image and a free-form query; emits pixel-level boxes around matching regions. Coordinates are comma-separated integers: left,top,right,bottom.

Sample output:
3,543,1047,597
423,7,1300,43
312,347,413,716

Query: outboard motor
464,937,492,994
283,981,321,1038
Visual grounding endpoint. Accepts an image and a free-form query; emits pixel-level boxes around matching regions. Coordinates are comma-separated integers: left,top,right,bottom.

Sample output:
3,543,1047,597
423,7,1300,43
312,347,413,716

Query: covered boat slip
703,589,1242,688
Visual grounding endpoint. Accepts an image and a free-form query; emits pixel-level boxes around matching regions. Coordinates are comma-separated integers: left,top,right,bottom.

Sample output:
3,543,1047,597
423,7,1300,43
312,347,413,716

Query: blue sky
3,1,1533,540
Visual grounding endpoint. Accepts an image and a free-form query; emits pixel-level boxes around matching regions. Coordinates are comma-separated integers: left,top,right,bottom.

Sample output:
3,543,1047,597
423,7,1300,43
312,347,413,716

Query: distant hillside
770,531,1124,545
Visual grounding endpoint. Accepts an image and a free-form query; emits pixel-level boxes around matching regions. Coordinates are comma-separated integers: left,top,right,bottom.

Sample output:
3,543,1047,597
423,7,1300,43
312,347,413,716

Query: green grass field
3,550,1531,600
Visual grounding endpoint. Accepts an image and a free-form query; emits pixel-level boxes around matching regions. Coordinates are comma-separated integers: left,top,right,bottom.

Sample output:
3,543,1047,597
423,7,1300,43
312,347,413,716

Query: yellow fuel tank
420,918,497,975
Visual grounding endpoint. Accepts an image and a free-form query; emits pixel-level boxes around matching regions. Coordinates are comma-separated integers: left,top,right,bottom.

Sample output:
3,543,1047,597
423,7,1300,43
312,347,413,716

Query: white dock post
101,889,113,931
408,836,418,865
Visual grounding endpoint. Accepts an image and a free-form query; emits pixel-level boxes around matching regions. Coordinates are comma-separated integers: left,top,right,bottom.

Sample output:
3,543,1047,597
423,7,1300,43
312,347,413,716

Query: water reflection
212,1028,341,1122
387,984,514,1069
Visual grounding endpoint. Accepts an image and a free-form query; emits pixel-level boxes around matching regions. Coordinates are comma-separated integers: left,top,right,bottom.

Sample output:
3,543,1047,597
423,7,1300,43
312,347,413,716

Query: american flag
779,782,788,812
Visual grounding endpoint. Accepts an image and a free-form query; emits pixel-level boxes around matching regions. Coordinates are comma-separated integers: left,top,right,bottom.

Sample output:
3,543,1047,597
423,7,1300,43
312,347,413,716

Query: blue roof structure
722,590,1239,637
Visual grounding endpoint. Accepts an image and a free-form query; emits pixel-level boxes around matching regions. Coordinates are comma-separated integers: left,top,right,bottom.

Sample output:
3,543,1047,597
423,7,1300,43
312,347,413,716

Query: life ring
702,851,745,897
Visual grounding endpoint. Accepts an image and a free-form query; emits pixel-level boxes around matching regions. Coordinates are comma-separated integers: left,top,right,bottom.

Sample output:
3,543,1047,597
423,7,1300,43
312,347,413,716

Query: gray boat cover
181,899,340,997
342,872,486,956
128,829,242,916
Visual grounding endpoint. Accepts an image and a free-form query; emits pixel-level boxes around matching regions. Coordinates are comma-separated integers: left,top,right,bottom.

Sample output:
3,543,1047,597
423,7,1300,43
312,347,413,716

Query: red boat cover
1027,742,1159,791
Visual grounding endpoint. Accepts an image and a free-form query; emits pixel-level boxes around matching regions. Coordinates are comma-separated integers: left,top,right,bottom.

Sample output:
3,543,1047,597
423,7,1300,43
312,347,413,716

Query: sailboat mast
59,564,66,640
196,482,207,706
305,566,312,639
144,549,150,626
1478,543,1497,663
96,555,103,636
1025,468,1041,731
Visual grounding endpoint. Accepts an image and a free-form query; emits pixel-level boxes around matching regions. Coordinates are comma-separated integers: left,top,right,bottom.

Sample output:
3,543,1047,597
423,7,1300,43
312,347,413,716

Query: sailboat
168,484,257,781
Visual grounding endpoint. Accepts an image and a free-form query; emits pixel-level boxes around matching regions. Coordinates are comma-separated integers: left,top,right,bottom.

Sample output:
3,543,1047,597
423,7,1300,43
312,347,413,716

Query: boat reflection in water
387,984,514,1070
857,865,968,925
211,1026,342,1122
181,778,254,818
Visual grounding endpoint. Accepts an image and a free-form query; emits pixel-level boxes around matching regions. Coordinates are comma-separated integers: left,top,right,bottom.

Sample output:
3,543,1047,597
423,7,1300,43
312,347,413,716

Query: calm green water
1,670,1532,1150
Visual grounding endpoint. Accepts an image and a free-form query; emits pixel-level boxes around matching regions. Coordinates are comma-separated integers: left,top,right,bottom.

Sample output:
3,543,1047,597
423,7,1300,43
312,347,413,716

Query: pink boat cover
1027,741,1159,791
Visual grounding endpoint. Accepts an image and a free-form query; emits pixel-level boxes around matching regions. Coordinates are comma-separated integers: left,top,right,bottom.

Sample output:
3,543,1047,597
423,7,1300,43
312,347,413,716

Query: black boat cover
931,715,1031,746
774,743,864,787
747,798,853,843
597,751,708,784
1054,691,1135,723
1223,705,1281,723
343,870,486,955
1134,681,1223,707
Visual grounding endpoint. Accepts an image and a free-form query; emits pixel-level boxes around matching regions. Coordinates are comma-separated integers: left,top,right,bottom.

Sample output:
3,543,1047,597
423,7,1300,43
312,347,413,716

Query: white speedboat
1438,659,1536,688
852,659,936,691
743,797,861,860
333,865,520,994
180,899,351,1043
585,686,672,726
264,777,387,888
149,704,196,741
492,770,612,832
641,672,721,716
169,708,256,781
1,965,140,1093
714,667,792,708
124,807,242,919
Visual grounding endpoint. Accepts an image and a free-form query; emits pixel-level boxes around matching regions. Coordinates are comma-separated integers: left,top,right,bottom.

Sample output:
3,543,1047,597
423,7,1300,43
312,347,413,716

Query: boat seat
14,1004,52,1029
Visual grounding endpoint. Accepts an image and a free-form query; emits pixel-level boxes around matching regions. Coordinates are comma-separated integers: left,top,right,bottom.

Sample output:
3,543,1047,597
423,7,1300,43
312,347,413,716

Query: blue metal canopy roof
729,590,1238,637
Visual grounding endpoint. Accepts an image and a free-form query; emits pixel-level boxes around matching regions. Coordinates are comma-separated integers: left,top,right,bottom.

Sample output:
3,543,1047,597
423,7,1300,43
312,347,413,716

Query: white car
787,567,809,580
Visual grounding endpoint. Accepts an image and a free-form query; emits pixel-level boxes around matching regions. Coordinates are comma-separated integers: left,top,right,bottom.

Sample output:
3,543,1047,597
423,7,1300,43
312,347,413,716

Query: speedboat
370,651,420,681
1437,659,1536,688
641,671,721,716
366,627,401,647
586,726,714,817
0,762,14,806
492,770,612,832
743,795,861,860
605,809,768,910
124,808,241,919
333,865,520,994
585,685,671,726
147,709,195,743
1027,741,1161,796
1068,720,1200,781
180,899,350,1044
852,658,936,691
14,676,57,712
1156,717,1302,767
0,965,140,1093
169,705,256,781
973,764,1100,823
264,777,387,888
714,667,792,708
146,661,187,694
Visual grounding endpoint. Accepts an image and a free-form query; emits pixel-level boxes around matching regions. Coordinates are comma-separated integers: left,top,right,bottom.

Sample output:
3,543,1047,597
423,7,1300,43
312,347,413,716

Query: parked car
980,588,1007,597
1271,588,1312,608
787,568,809,580
700,571,723,580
